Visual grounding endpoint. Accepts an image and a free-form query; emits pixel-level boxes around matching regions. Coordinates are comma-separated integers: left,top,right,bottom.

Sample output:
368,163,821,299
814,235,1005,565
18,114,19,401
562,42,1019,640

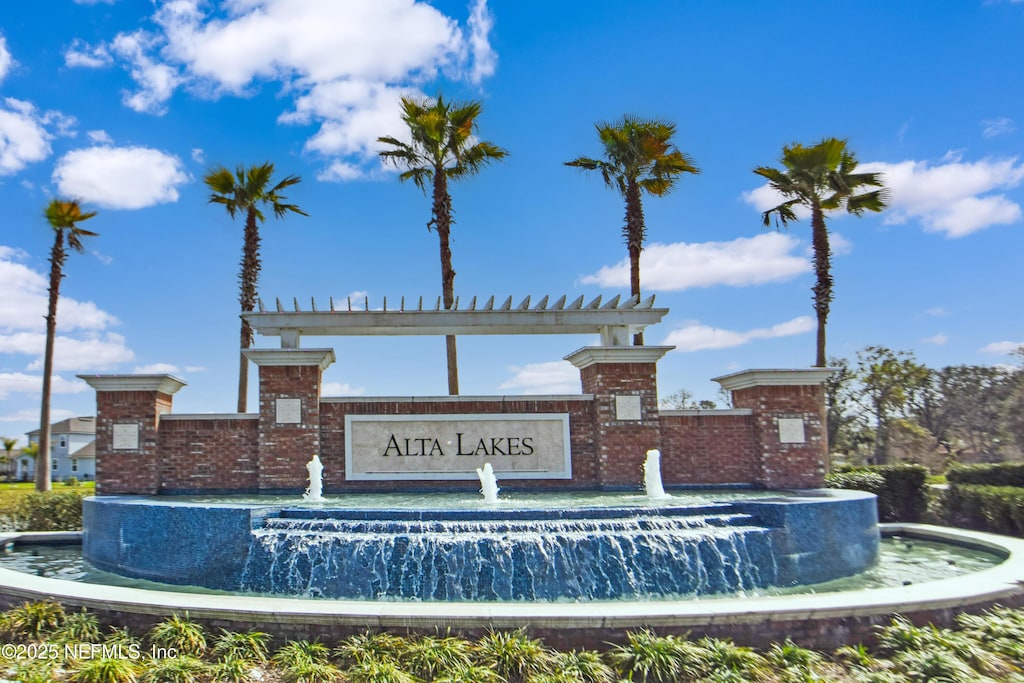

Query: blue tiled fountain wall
82,489,878,600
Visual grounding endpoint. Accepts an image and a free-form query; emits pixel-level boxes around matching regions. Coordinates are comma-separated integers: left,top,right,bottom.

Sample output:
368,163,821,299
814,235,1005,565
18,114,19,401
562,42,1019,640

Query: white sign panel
112,423,139,450
276,398,302,424
345,414,572,480
778,418,807,444
615,395,642,421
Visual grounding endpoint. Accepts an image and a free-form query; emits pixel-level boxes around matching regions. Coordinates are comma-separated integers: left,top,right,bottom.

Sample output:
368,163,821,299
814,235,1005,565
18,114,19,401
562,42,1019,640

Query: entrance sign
345,414,571,480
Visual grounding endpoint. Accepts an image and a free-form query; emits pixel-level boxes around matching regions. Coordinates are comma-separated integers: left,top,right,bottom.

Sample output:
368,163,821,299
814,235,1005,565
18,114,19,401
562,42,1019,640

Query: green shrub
943,485,1024,536
14,490,88,531
828,464,929,522
946,463,1024,488
63,476,80,487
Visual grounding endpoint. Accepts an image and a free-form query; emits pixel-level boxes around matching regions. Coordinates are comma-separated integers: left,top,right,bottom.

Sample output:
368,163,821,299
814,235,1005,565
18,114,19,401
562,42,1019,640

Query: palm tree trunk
433,169,459,394
237,208,261,412
37,231,65,492
810,205,832,367
624,181,645,345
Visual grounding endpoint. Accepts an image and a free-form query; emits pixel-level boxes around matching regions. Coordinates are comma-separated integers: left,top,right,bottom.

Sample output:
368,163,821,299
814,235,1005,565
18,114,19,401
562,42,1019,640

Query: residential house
21,416,96,482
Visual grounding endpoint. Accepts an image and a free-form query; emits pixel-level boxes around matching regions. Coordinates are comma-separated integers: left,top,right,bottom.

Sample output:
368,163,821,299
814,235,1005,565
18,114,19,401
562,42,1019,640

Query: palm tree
566,115,700,344
37,199,98,492
204,163,307,412
2,437,16,481
754,138,888,367
377,94,507,395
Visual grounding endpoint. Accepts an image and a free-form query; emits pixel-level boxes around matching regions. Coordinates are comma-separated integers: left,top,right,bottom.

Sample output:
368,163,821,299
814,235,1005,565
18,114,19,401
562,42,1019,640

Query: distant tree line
827,345,1024,469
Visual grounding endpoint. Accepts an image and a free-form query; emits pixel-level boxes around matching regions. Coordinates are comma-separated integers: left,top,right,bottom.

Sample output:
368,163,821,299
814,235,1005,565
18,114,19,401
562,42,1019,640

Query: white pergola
244,294,669,348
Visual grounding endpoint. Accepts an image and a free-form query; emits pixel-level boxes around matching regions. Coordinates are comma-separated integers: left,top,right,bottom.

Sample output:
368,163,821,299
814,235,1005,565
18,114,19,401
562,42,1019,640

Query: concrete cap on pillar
564,346,674,369
712,368,837,391
242,348,336,370
77,374,187,394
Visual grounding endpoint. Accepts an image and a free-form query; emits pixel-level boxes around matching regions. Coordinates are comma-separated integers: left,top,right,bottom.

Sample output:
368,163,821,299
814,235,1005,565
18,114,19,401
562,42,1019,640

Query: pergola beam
243,294,669,348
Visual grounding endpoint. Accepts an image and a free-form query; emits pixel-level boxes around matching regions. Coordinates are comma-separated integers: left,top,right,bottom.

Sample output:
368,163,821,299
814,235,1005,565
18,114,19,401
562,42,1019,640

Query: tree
824,356,869,458
660,389,717,410
37,199,98,492
566,116,699,343
856,346,929,465
204,163,307,412
378,94,507,394
1,437,16,480
20,443,37,482
754,138,887,366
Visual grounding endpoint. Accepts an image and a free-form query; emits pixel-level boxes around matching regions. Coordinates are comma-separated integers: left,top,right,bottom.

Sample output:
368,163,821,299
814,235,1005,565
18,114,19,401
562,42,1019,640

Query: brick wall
256,364,323,491
94,390,174,495
731,383,828,488
659,411,761,485
157,417,258,492
578,362,661,486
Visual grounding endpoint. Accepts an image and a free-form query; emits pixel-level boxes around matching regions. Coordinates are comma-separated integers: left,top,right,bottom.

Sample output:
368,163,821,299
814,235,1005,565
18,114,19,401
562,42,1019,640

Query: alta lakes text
382,432,536,457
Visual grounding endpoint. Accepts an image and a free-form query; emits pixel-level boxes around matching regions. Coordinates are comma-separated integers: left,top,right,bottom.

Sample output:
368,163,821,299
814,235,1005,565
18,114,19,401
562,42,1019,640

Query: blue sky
1,0,1023,446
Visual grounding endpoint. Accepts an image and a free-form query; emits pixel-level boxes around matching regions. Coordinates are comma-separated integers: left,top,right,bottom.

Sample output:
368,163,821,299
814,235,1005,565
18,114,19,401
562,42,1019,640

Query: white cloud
0,98,53,175
662,316,815,352
22,332,134,372
0,407,76,424
0,249,117,333
133,363,180,374
922,334,948,346
321,381,365,396
317,160,364,182
925,307,949,317
87,130,113,144
864,157,1024,238
191,147,205,164
580,233,810,291
981,117,1016,138
64,39,113,68
53,145,189,209
980,341,1024,354
500,361,581,395
0,34,14,83
467,0,497,85
0,247,132,374
0,372,88,400
69,0,496,177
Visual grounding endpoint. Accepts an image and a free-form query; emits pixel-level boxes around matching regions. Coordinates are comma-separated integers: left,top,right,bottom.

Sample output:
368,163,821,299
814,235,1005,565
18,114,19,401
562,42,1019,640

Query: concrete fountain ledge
1,523,1023,649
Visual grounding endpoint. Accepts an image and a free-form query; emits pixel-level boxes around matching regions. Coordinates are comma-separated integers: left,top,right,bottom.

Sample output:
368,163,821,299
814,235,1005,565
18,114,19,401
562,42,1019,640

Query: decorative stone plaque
615,395,642,421
275,398,302,424
112,423,140,450
345,414,571,480
778,418,806,444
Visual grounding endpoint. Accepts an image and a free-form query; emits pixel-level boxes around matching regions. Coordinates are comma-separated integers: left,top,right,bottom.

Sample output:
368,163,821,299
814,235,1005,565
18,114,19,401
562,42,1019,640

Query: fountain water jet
644,449,670,500
302,454,325,503
476,462,500,504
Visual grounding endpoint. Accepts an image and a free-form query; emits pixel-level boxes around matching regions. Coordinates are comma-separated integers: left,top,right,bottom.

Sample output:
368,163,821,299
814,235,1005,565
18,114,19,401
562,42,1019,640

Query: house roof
26,416,96,438
70,441,95,457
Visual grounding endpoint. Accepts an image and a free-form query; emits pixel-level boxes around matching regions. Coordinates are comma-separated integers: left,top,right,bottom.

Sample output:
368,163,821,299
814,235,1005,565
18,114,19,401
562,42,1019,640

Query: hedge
827,464,929,522
3,490,88,531
942,484,1024,537
946,462,1024,488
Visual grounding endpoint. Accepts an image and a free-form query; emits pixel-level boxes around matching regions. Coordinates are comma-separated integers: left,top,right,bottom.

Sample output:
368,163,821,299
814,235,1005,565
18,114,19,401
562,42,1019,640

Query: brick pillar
243,348,335,492
565,346,673,488
78,375,187,495
713,369,834,489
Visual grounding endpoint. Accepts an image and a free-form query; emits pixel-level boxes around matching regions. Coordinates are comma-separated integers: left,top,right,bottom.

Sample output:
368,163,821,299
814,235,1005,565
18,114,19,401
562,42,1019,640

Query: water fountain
476,462,500,504
643,449,670,500
302,454,325,503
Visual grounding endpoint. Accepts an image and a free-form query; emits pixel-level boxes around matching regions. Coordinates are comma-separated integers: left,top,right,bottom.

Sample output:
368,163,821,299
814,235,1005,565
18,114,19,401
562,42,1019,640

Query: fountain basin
4,524,1024,651
83,489,878,601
